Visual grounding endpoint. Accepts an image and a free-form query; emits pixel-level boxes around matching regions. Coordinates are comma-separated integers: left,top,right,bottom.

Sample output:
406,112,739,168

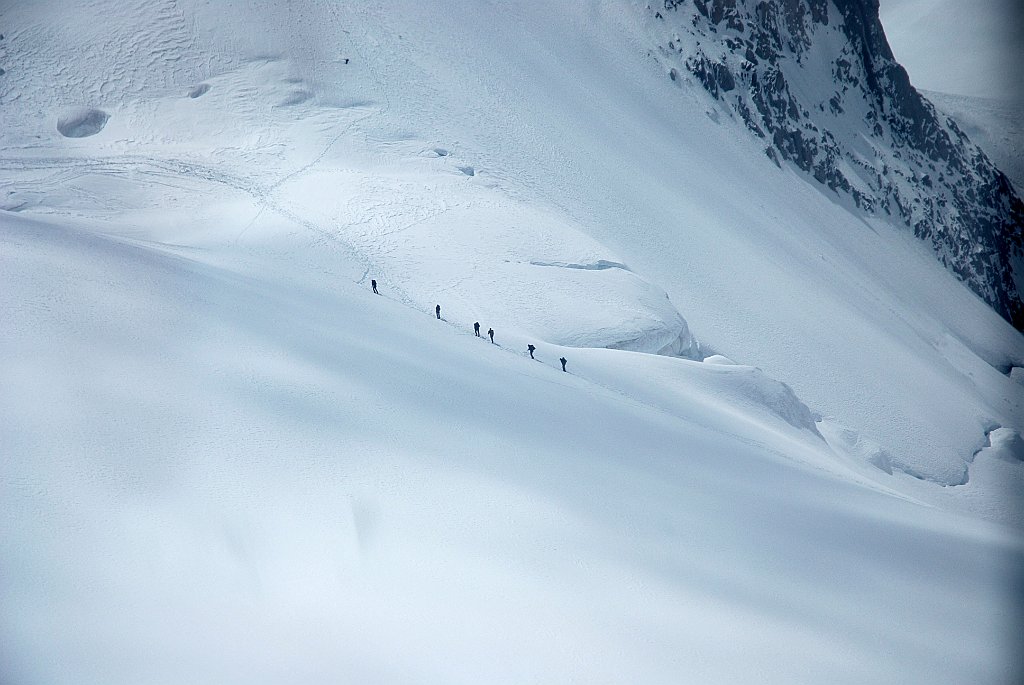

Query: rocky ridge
652,0,1024,328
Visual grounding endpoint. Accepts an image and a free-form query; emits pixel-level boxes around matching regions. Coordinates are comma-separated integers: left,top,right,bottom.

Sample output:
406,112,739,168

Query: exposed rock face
653,0,1024,329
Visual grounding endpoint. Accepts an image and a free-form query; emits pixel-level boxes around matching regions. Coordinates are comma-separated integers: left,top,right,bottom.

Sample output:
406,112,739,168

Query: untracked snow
1,1,1023,683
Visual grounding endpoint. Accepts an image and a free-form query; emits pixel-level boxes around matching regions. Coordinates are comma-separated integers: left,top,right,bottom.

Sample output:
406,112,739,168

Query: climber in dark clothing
371,279,378,294
560,356,567,372
436,304,441,319
527,344,535,359
474,322,481,337
487,327,495,343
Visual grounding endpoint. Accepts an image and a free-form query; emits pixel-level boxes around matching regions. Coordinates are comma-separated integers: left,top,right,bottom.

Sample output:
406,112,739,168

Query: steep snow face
651,0,1024,328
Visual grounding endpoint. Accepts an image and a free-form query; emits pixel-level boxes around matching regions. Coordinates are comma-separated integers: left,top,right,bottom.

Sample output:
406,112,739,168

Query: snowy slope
2,1,1023,682
2,0,1021,487
3,212,1021,685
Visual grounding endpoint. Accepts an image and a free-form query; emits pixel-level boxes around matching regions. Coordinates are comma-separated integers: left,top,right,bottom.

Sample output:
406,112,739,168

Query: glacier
1,1,1022,683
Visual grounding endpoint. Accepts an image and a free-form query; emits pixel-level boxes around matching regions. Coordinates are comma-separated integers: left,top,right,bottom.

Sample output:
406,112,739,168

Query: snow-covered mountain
1,1,1023,683
652,0,1024,328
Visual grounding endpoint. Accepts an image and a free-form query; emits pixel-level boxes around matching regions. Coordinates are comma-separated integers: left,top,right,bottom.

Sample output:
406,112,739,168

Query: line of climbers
370,279,567,372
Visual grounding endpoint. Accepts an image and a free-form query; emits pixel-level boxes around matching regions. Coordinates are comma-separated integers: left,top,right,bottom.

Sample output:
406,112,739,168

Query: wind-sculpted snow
269,165,698,356
576,348,825,442
529,259,632,271
819,421,896,474
56,108,110,138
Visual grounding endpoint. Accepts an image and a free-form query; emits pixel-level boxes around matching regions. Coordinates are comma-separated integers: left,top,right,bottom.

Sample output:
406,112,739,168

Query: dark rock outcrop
653,0,1024,328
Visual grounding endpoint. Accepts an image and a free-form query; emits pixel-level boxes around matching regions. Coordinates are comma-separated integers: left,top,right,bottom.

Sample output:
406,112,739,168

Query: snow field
6,0,1019,493
1,0,1024,681
2,213,1022,684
